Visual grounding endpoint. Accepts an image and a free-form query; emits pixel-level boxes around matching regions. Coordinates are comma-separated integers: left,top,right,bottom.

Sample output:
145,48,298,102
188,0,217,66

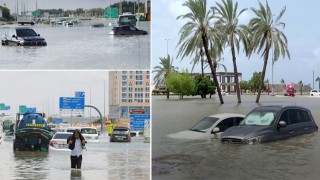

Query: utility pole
165,38,169,56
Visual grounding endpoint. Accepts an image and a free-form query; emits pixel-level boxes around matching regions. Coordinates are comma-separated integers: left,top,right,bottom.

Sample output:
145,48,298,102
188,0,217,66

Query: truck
17,16,35,25
284,83,295,96
13,113,52,151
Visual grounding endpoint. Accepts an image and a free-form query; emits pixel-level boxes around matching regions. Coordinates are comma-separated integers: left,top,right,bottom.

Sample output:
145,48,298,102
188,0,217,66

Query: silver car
167,113,245,140
49,132,72,151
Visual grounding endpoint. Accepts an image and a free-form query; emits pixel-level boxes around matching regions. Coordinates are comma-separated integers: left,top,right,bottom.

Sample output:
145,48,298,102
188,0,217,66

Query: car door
275,109,297,140
212,117,237,138
290,109,317,135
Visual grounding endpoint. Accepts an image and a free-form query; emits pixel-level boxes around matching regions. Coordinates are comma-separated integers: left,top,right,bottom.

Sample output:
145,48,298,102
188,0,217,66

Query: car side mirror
38,34,40,36
211,127,220,134
12,35,16,38
278,121,287,128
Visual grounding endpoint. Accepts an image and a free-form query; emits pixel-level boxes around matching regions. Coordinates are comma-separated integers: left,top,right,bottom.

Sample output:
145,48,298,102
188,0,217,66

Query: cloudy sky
152,0,320,88
0,71,109,118
2,0,138,11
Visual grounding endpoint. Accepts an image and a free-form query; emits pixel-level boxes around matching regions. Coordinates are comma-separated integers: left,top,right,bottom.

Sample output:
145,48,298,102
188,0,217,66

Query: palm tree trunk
231,41,241,103
256,44,270,103
201,34,224,104
166,89,169,99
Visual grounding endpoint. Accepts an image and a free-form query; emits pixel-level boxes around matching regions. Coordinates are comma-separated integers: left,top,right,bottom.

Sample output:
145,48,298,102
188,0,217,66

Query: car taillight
49,141,57,147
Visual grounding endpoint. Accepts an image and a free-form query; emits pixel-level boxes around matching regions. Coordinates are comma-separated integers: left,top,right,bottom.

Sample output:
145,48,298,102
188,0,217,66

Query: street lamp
165,38,169,56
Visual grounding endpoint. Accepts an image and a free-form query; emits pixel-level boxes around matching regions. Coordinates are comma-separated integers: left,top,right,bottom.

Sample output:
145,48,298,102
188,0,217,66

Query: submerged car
310,89,320,96
1,27,47,46
167,113,245,140
49,132,73,151
81,127,99,142
110,127,131,142
109,25,148,35
221,105,318,144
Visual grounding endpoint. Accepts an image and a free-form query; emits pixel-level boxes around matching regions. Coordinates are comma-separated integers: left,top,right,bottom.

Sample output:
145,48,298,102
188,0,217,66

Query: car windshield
190,117,219,133
81,128,97,134
17,29,37,37
240,111,277,126
53,133,72,139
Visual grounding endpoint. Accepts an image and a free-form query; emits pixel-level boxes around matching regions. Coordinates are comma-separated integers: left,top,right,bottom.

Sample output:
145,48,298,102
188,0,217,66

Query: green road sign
19,105,27,114
105,7,119,18
32,11,41,16
0,103,5,110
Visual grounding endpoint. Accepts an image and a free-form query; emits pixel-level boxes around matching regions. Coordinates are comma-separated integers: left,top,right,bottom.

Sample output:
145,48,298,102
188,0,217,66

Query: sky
1,0,139,12
152,0,320,89
0,71,109,118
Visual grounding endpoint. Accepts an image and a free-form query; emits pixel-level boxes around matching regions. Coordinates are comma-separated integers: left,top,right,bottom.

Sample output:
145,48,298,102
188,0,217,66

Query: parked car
1,27,47,46
81,127,99,142
310,89,320,96
221,105,318,144
110,127,131,142
167,113,245,140
49,132,73,151
130,131,144,141
66,127,81,133
109,25,148,35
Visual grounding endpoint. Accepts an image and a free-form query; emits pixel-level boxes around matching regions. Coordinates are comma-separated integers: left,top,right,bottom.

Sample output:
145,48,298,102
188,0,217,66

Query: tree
249,1,290,103
153,55,177,99
249,72,263,95
298,80,303,95
176,0,224,104
240,80,250,94
166,71,195,99
194,75,216,98
0,6,10,20
280,78,285,93
212,0,250,103
316,77,320,89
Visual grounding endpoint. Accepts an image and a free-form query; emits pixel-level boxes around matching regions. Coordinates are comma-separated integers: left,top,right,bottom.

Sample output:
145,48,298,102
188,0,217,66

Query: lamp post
165,38,169,56
103,79,106,125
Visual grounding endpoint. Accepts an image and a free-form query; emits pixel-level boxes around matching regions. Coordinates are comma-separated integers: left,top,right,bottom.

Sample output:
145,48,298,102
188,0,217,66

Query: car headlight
245,136,262,145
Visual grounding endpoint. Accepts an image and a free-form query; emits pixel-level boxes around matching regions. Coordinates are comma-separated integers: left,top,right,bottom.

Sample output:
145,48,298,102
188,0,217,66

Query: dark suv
109,25,148,35
221,105,318,144
1,27,47,46
110,127,131,142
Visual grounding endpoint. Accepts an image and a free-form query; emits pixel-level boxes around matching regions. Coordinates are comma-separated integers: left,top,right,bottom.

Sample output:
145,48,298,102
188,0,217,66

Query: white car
167,113,245,140
49,132,72,151
310,89,320,96
80,127,99,142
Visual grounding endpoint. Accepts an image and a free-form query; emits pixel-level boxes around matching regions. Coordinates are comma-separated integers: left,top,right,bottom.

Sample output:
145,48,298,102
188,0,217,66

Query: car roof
253,105,310,112
207,113,245,119
114,126,130,130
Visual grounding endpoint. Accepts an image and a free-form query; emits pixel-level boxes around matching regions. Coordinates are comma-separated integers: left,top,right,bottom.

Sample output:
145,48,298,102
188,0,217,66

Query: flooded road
0,135,150,179
152,95,320,179
0,22,150,69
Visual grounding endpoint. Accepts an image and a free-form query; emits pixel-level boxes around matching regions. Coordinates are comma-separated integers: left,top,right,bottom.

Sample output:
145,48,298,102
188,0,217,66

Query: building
109,71,150,125
146,0,151,21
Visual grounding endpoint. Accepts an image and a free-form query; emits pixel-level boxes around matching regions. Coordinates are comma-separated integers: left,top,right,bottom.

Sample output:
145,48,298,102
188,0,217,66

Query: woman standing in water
67,129,87,169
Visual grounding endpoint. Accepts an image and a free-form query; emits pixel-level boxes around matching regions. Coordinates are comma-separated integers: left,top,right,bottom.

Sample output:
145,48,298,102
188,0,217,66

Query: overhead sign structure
75,91,85,98
105,7,119,18
53,118,63,124
59,97,85,110
19,105,27,114
130,114,150,130
5,106,10,110
0,103,5,110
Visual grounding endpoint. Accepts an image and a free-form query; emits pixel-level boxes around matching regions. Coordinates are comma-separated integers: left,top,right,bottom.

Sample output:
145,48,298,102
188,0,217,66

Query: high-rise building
109,70,150,125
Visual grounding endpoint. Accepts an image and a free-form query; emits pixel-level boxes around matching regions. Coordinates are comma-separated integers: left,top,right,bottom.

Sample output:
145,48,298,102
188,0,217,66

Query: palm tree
212,0,250,103
249,1,290,103
298,80,303,95
176,0,224,104
316,77,320,89
280,79,285,94
153,55,177,99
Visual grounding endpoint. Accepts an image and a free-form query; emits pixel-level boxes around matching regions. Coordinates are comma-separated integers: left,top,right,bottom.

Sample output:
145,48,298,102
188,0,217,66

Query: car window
242,111,275,126
81,128,97,134
190,117,219,133
129,26,138,31
234,117,244,125
17,29,37,37
53,133,72,139
216,118,235,132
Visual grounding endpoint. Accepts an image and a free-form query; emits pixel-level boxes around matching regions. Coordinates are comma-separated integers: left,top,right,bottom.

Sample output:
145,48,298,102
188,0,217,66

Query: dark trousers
70,155,82,169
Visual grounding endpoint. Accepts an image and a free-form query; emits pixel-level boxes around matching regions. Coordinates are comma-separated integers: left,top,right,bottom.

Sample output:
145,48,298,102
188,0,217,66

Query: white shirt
71,138,82,157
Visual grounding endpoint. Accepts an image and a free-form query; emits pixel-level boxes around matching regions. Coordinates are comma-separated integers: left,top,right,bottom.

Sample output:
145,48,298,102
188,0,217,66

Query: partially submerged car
221,106,318,144
167,113,245,140
81,127,99,142
49,132,73,151
1,27,47,46
109,25,148,35
110,127,131,142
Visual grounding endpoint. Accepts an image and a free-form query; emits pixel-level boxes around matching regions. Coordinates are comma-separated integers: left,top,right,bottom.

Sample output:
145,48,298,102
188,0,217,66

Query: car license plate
58,144,66,148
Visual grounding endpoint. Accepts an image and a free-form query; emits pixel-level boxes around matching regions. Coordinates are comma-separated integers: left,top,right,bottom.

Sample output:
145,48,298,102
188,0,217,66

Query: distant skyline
152,0,320,88
1,0,140,12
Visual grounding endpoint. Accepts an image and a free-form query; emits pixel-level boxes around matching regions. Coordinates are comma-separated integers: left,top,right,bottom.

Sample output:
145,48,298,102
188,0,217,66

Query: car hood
221,125,271,139
20,36,45,41
167,130,219,140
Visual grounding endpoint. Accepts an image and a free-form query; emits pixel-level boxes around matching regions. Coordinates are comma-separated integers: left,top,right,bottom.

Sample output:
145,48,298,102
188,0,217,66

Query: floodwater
152,95,320,179
0,22,150,69
0,135,150,179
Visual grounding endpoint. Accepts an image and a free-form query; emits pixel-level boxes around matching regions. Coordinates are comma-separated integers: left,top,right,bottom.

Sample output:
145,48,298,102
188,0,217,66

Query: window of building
120,106,129,118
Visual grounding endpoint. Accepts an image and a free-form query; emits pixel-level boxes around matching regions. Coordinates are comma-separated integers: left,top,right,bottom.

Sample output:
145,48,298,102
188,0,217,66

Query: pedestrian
67,129,87,169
